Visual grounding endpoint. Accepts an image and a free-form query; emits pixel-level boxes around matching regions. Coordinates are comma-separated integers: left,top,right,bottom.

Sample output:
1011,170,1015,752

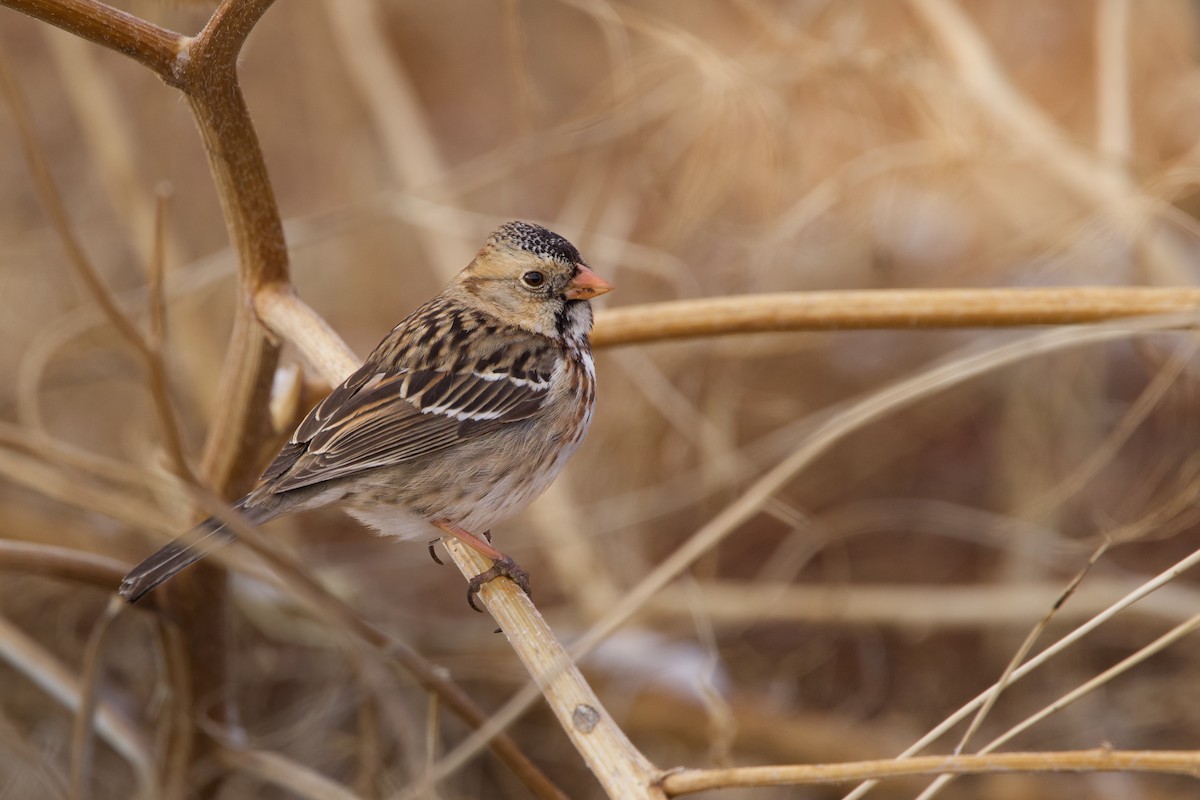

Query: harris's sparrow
120,221,612,609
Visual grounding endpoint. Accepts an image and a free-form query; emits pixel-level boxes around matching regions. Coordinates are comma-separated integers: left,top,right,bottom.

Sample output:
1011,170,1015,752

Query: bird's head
452,221,613,342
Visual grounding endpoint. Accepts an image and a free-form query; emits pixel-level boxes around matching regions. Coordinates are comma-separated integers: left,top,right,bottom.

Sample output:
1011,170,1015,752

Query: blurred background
3,0,1200,798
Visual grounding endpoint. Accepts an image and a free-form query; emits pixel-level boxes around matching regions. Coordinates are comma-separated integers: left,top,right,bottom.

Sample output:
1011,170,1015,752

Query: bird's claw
466,555,531,613
427,539,444,565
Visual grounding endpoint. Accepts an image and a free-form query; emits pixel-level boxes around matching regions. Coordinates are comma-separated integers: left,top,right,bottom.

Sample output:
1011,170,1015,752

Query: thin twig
641,574,1200,629
0,540,129,591
146,185,171,347
912,610,1200,800
152,618,191,800
69,597,124,800
951,541,1111,760
841,538,1200,800
432,539,664,800
658,749,1200,794
216,745,362,800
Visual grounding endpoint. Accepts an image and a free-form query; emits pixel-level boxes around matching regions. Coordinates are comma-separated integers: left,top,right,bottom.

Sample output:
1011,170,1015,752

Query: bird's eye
522,270,545,288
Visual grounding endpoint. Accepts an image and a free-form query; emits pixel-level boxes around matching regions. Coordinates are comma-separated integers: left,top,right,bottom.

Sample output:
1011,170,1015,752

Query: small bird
120,221,612,609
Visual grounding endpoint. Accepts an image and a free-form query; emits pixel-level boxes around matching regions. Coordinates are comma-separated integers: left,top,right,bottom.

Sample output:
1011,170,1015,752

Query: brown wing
260,356,554,494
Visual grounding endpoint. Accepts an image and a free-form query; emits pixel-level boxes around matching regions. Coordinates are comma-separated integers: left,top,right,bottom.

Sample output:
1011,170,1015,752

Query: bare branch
0,0,184,83
659,749,1200,794
592,288,1200,348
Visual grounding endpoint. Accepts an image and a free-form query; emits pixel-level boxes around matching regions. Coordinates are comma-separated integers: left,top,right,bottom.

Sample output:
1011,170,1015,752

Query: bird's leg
430,521,531,612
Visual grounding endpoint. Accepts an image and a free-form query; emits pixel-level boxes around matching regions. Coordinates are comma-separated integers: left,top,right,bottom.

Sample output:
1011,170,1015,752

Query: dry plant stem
255,285,361,374
217,745,362,800
0,612,154,795
70,598,123,800
658,749,1200,794
0,540,129,590
147,188,169,347
591,288,1200,347
351,659,384,797
952,543,1110,757
914,610,1200,800
643,576,1200,628
170,4,285,789
842,540,1200,800
154,618,192,800
184,0,288,490
442,539,665,800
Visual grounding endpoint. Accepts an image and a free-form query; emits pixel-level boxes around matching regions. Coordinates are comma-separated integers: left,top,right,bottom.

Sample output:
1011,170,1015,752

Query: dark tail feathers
119,504,261,603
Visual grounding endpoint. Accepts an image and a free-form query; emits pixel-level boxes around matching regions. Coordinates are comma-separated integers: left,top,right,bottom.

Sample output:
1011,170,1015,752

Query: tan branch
0,0,184,82
187,0,277,76
658,749,1200,794
439,542,664,799
591,287,1200,348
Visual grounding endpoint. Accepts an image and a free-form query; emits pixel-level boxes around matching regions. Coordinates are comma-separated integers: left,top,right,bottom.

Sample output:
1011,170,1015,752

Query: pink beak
563,264,614,300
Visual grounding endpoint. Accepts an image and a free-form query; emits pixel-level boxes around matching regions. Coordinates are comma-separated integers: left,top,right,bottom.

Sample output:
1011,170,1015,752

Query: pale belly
341,419,586,541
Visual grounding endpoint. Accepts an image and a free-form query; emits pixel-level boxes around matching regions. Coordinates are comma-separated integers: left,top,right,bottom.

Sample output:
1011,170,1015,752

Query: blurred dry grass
3,0,1200,798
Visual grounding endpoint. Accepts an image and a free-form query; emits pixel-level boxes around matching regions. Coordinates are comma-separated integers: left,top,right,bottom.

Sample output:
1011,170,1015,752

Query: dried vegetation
2,1,1200,798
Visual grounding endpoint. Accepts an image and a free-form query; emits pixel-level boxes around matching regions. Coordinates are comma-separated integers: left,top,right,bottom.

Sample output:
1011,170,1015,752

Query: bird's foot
466,555,531,613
